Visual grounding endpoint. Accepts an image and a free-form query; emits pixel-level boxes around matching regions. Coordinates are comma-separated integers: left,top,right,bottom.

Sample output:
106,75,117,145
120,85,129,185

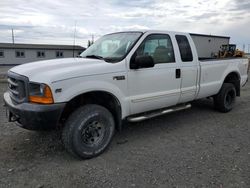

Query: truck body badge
55,88,62,93
113,76,125,80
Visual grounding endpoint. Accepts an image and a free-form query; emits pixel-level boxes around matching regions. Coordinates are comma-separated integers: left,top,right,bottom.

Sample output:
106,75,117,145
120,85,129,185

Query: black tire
214,83,236,113
62,104,115,159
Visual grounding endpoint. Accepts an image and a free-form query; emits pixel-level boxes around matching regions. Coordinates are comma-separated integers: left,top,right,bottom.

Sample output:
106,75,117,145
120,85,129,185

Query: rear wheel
214,83,236,113
62,104,115,159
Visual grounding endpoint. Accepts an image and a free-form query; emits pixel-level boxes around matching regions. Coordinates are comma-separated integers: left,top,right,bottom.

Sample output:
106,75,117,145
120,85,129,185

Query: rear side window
175,35,193,62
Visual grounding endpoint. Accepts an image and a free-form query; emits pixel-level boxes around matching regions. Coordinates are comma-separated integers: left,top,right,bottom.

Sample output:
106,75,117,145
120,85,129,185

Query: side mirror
130,55,155,69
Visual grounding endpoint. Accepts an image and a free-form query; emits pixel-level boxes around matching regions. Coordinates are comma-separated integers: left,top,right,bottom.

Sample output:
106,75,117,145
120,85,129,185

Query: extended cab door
127,32,181,115
175,34,199,103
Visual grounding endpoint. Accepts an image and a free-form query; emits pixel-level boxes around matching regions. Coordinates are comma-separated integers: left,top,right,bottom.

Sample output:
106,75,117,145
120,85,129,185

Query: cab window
135,34,175,64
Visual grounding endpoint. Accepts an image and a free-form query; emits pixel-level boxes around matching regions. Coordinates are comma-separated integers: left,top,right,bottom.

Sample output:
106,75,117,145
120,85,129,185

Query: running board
127,104,191,122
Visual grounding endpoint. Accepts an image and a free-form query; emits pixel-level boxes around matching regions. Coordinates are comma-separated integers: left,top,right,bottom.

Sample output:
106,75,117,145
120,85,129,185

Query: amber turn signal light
29,85,54,104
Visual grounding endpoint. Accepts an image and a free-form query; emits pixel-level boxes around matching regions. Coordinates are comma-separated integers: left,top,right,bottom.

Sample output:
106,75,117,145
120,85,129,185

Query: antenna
12,28,15,44
73,21,77,57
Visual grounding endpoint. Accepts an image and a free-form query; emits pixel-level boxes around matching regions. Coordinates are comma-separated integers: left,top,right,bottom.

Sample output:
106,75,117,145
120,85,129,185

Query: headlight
29,82,54,104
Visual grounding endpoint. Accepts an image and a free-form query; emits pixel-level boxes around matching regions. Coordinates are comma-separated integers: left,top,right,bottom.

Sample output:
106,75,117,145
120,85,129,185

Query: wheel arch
59,90,123,131
223,71,241,96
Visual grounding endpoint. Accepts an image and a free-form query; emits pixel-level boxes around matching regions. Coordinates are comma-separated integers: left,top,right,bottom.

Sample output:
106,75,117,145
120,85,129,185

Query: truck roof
106,30,188,36
106,30,230,39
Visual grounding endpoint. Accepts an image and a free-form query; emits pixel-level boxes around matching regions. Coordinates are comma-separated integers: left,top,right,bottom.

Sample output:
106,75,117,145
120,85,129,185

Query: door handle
176,69,181,79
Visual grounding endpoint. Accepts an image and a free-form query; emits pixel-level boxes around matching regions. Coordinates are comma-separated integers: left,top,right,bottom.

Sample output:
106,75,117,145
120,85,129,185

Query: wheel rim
81,120,105,147
225,89,235,108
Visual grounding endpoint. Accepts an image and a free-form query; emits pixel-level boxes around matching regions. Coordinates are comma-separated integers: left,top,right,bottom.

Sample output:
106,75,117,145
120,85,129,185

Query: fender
218,63,241,94
197,60,241,99
51,79,130,119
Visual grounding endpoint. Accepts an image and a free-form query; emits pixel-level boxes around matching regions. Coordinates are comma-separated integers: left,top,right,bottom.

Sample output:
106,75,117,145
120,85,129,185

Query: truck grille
8,72,28,104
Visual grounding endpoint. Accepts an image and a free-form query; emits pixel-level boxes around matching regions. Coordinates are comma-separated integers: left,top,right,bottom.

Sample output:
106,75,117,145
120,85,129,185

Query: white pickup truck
4,30,249,159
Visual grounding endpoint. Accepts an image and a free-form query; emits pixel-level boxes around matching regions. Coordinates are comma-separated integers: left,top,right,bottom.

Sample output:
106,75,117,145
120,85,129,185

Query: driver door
127,33,181,115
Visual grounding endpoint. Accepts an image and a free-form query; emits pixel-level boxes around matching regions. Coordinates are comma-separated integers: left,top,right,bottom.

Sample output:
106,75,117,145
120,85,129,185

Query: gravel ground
0,66,12,80
0,78,250,188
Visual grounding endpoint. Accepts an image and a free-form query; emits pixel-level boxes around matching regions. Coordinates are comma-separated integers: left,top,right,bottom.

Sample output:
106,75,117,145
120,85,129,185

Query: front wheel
62,104,115,159
214,83,236,113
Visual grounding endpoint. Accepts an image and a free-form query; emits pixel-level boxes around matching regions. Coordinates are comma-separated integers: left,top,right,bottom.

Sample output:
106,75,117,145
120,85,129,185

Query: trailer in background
190,33,230,59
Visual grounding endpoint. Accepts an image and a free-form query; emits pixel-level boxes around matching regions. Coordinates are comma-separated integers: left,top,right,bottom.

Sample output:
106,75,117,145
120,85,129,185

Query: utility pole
11,28,15,44
92,34,94,44
73,21,77,57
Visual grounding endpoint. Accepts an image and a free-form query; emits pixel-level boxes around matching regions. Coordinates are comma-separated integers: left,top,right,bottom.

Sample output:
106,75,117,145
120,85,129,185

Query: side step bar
127,104,191,122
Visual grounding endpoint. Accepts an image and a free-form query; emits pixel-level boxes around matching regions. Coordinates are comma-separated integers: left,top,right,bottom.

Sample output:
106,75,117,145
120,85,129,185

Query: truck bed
196,57,249,100
198,57,246,61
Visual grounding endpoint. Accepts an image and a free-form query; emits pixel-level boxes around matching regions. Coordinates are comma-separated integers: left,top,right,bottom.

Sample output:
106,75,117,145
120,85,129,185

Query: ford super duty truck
4,30,249,159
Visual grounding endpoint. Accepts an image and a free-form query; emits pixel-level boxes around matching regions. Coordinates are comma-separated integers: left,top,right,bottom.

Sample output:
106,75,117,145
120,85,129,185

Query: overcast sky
0,0,249,50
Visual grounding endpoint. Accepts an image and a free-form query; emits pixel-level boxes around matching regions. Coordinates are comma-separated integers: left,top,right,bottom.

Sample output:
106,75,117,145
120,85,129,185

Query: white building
0,43,86,65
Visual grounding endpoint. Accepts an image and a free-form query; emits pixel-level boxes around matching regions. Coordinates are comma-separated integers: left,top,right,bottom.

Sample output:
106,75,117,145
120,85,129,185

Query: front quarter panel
50,72,130,118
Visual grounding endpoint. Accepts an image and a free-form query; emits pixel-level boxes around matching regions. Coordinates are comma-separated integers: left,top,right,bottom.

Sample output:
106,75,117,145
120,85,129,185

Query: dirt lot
0,79,250,188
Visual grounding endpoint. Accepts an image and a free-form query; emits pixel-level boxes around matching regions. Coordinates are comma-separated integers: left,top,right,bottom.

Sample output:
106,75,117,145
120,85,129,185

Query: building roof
0,43,85,50
190,33,230,39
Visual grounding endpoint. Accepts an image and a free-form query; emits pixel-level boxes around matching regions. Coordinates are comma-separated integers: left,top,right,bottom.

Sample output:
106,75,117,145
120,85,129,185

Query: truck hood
10,58,124,83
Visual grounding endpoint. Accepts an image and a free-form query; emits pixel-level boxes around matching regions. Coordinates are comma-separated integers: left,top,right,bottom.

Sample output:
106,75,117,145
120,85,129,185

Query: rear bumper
3,92,66,130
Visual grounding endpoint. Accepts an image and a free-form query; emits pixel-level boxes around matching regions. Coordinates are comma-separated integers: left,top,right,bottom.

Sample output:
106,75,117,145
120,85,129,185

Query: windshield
80,32,142,62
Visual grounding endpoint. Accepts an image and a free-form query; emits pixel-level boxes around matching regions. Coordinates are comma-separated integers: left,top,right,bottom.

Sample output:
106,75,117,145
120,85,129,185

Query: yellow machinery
218,44,244,58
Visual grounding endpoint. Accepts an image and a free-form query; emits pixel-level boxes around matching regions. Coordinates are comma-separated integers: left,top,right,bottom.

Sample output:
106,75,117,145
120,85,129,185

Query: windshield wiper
85,55,104,60
104,57,120,63
84,55,118,63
